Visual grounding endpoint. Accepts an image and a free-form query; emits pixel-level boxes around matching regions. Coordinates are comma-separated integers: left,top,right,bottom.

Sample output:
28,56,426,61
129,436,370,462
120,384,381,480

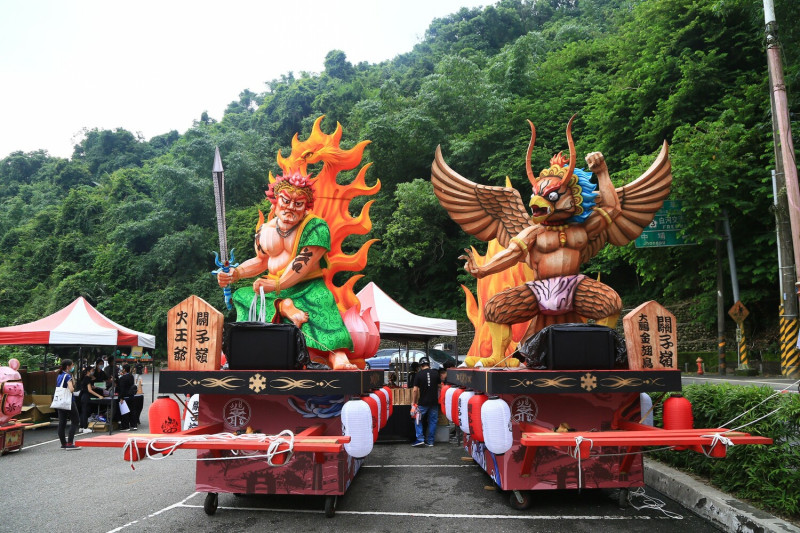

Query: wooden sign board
623,301,677,371
166,295,223,371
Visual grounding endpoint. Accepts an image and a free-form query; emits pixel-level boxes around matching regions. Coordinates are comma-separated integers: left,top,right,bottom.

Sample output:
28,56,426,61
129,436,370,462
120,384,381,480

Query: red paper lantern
369,391,386,429
361,394,380,442
149,396,181,434
663,394,693,430
439,384,451,412
450,388,465,428
467,394,488,441
378,386,392,418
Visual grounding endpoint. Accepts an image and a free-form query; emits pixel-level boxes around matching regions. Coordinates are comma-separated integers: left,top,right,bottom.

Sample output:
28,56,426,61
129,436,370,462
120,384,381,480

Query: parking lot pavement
3,424,728,533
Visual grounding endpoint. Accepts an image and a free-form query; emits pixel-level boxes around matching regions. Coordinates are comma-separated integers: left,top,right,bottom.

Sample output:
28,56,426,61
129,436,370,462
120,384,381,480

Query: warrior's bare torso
257,220,300,273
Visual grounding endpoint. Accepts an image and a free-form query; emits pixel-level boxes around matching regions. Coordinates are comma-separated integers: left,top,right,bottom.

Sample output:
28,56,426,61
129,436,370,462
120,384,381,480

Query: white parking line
105,492,200,533
23,438,62,449
24,433,97,449
179,504,670,520
362,464,474,468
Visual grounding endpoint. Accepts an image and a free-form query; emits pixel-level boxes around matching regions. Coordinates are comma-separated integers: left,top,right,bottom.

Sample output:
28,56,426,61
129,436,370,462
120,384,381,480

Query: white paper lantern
369,391,384,429
182,394,200,430
458,391,476,434
444,386,457,422
481,397,513,455
640,393,654,426
341,398,373,458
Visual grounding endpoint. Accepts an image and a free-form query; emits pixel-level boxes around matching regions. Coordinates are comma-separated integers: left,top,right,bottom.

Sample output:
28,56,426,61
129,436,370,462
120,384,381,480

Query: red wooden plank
521,431,771,449
77,433,350,454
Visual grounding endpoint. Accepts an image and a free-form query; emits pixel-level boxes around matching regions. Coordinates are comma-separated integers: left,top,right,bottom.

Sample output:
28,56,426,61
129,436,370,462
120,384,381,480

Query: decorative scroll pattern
176,376,245,390
599,376,665,389
510,377,577,389
270,377,341,391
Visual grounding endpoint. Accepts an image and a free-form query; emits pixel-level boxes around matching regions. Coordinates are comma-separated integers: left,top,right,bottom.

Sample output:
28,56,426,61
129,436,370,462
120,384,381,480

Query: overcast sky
0,0,486,160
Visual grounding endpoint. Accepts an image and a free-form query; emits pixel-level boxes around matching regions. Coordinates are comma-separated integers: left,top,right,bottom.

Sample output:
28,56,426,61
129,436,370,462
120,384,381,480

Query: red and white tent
0,297,155,348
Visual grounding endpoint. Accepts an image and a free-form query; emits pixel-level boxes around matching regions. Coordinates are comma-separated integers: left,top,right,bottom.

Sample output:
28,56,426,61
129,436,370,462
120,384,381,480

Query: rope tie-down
121,430,295,470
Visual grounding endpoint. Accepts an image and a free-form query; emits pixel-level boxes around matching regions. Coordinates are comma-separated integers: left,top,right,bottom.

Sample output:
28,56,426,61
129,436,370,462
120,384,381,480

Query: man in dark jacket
410,357,441,447
117,364,138,431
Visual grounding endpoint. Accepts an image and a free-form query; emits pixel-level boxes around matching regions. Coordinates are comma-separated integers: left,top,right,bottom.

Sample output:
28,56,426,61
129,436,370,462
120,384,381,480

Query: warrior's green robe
231,215,353,352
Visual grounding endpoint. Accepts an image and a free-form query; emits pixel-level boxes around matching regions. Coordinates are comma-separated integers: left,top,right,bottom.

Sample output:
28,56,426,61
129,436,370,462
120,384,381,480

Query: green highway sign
635,199,695,248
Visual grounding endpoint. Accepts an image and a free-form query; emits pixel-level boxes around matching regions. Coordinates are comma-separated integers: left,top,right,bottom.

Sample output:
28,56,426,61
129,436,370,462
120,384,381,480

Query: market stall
0,297,156,432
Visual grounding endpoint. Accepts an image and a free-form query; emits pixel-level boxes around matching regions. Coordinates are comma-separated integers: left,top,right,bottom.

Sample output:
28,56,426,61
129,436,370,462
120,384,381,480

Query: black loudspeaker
225,322,298,370
546,324,616,370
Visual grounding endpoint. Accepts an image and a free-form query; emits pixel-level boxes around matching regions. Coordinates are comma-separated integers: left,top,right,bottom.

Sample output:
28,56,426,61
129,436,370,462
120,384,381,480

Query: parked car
363,353,392,370
364,348,456,370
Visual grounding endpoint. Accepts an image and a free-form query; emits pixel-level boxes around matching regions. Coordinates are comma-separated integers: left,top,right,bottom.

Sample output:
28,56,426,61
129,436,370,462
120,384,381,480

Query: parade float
431,116,773,509
79,117,389,517
0,358,27,455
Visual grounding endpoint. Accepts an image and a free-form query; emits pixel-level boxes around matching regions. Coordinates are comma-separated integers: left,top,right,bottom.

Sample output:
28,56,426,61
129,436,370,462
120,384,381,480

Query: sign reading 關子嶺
167,295,223,371
623,301,677,371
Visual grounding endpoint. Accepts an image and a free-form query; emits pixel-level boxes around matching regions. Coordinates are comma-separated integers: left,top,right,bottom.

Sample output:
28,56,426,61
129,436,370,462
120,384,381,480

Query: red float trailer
445,367,772,509
78,368,385,517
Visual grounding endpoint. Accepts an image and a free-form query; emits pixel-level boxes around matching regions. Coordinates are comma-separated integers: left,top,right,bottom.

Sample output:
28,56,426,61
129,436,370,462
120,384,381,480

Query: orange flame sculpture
462,239,536,361
258,116,381,314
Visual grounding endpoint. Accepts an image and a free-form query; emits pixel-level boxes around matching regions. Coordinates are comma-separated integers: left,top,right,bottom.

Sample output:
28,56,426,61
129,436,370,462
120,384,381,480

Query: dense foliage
1,0,798,362
650,384,800,519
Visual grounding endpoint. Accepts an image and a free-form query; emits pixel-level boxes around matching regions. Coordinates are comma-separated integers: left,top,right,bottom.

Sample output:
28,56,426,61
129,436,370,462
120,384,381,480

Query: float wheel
204,493,218,515
324,495,337,518
617,488,630,508
508,490,532,510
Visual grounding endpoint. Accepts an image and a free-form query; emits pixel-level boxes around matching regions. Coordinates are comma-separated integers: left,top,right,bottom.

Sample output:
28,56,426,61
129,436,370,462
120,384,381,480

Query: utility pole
716,220,727,375
764,0,800,377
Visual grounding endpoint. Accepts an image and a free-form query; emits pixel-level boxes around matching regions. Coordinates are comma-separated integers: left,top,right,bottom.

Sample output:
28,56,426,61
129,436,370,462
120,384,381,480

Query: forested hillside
1,0,798,362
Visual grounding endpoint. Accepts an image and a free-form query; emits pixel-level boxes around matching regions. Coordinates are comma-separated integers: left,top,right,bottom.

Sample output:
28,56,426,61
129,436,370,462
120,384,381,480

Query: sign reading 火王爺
623,301,677,371
167,295,223,371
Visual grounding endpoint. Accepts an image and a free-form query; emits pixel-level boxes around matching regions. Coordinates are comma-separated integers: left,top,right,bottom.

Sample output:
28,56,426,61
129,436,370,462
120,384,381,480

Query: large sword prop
210,146,238,309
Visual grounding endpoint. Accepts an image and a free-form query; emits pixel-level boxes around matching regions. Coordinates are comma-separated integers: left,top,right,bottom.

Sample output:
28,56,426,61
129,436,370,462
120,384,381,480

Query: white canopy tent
356,282,457,341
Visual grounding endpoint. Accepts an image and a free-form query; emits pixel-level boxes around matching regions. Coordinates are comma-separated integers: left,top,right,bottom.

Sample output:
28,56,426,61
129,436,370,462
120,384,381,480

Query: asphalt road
0,373,726,533
682,374,800,392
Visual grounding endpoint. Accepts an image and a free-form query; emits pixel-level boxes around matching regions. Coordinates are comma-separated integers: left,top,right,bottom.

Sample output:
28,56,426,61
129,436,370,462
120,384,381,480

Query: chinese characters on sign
623,301,677,371
167,295,223,371
634,200,695,248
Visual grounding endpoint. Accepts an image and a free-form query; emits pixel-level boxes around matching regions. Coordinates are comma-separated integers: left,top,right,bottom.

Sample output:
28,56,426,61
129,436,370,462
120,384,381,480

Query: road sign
728,300,750,324
635,199,695,248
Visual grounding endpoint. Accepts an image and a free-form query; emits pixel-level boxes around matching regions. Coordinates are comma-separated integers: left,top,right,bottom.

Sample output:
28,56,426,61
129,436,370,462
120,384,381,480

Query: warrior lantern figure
432,117,672,367
217,117,381,370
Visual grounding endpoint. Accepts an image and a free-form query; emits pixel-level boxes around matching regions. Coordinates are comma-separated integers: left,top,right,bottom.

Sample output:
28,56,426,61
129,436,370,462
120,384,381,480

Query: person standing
55,359,81,450
410,357,441,447
406,362,420,389
78,367,103,433
117,364,138,431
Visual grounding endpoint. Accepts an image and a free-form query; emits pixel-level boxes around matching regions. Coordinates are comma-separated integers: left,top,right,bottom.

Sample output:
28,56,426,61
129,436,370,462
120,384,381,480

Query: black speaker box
545,324,616,370
224,322,298,370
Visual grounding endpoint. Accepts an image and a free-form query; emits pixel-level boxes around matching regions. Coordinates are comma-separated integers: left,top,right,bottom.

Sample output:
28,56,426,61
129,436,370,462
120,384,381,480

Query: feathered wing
582,141,673,261
431,146,533,247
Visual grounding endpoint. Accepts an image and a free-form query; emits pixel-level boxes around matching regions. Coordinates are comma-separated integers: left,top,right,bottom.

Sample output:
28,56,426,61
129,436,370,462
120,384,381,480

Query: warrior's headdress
266,172,316,210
